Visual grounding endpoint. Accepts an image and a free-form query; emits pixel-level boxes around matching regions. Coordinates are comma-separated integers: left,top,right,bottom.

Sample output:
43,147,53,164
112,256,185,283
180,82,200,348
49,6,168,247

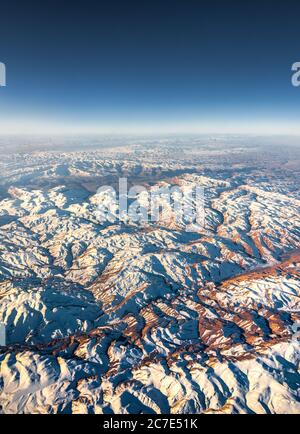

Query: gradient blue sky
0,0,300,134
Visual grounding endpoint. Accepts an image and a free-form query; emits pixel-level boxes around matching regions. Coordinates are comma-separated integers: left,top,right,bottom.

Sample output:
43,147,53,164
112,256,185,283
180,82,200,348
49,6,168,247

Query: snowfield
0,137,299,414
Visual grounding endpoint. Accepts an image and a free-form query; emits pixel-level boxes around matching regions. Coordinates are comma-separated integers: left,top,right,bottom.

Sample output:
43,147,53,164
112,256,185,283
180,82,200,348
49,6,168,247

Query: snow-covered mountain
0,137,299,414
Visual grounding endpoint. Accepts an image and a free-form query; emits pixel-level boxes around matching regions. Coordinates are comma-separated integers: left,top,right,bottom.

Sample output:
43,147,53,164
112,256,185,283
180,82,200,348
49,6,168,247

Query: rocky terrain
0,136,299,414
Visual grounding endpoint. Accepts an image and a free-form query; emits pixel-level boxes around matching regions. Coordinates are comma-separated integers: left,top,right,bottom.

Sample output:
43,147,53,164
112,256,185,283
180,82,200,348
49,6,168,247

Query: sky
0,0,300,135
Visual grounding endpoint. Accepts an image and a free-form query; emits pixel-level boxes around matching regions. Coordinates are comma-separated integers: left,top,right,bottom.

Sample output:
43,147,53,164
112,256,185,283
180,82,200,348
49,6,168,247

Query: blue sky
0,0,300,134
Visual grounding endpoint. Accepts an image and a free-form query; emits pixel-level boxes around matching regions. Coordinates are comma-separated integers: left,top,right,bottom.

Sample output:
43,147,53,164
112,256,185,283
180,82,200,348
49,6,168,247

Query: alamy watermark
95,178,205,230
0,62,6,87
0,323,5,346
291,62,300,87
